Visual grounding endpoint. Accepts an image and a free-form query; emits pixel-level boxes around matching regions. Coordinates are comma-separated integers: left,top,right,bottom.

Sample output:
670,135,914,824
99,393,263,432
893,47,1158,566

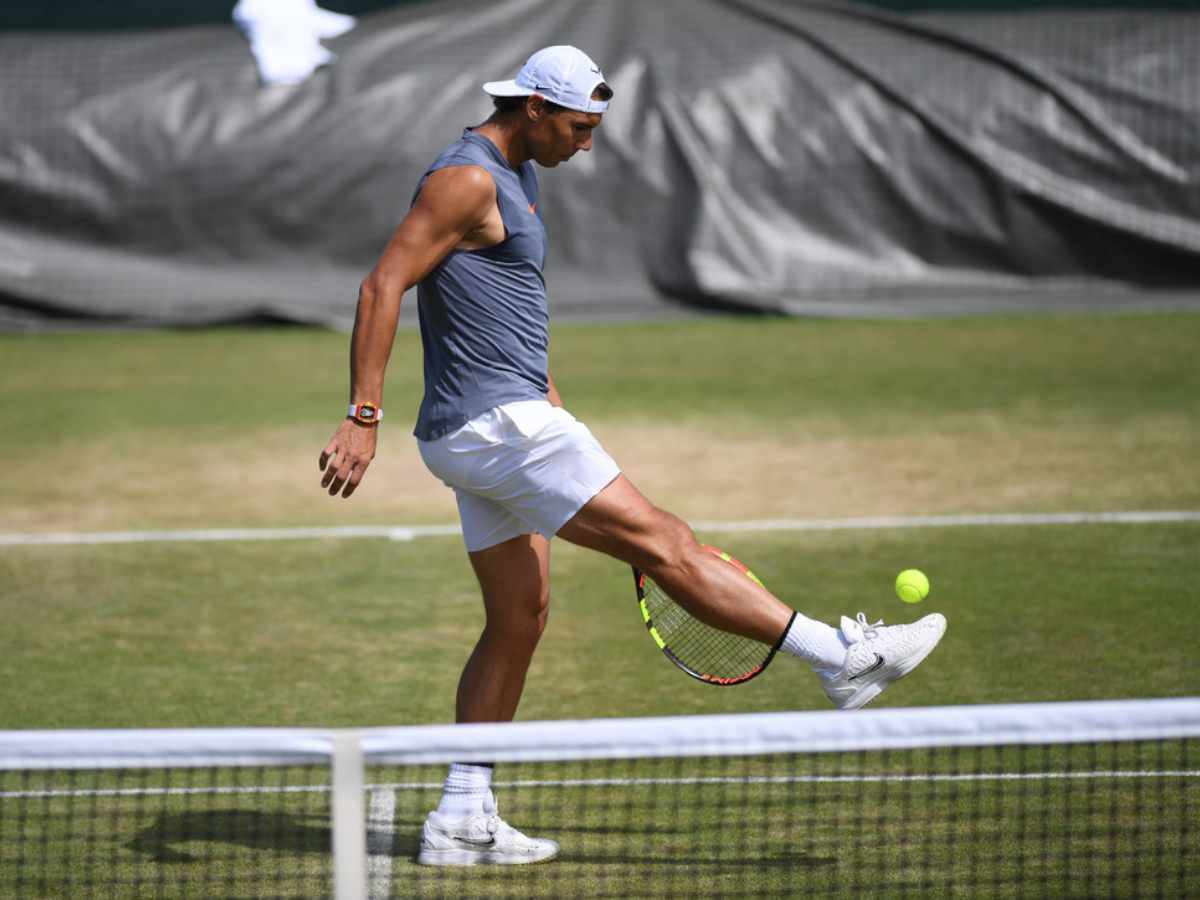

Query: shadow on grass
129,810,329,863
131,811,837,876
547,852,836,868
388,817,837,868
525,824,687,836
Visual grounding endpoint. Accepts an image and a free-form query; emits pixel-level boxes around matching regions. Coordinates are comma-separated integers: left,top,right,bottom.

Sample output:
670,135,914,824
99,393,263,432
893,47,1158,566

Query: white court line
1,511,1198,547
696,511,1200,533
5,770,1198,799
366,787,396,900
0,524,461,547
490,771,1200,787
0,784,332,799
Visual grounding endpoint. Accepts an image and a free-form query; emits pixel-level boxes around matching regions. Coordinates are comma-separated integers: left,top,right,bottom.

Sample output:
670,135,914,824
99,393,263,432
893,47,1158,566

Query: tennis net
2,698,1197,898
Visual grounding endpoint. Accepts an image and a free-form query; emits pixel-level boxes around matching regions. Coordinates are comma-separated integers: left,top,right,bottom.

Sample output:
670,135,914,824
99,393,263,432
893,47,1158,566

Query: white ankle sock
435,763,494,818
779,612,849,675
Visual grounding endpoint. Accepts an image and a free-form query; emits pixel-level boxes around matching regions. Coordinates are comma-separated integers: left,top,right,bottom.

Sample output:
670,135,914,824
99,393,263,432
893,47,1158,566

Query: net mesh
0,701,1197,899
0,766,332,899
372,742,1198,899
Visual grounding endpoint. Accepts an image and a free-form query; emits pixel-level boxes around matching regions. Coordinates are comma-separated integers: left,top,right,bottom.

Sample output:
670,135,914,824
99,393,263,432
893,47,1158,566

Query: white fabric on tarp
233,0,356,86
3,1,1200,328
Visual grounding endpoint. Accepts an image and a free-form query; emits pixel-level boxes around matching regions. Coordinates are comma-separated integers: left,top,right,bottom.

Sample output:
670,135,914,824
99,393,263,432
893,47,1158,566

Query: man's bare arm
546,373,563,408
319,166,497,498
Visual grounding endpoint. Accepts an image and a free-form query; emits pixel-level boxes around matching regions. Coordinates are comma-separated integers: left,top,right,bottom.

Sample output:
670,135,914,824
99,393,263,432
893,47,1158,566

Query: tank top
412,128,549,441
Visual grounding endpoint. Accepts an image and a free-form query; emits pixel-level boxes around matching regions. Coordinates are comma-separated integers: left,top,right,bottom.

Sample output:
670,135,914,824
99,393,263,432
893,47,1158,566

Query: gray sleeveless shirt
412,129,549,441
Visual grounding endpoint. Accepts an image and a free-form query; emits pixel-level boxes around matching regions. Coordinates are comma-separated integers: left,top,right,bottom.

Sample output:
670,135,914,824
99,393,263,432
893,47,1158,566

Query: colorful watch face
352,403,379,423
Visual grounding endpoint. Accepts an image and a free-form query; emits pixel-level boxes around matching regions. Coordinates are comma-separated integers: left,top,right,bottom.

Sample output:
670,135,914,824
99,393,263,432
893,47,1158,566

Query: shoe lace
854,612,884,640
479,794,502,838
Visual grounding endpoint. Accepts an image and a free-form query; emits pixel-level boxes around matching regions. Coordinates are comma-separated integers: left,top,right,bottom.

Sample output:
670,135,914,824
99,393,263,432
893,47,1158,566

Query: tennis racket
632,545,793,686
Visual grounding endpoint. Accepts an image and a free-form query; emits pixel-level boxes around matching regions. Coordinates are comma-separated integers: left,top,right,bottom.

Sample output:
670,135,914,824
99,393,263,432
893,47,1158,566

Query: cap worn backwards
482,45,610,114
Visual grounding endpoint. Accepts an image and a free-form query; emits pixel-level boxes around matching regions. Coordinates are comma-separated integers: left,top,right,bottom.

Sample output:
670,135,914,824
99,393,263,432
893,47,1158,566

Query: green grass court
1,312,1198,895
1,312,1197,728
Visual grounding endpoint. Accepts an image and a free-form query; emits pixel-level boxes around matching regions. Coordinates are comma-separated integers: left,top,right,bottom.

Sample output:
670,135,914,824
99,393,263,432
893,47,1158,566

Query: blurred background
2,0,1198,329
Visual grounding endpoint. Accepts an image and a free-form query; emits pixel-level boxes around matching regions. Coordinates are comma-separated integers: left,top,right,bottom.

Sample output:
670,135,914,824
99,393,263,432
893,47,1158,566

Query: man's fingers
319,426,373,497
327,470,345,495
319,442,338,470
321,456,341,489
326,468,345,493
327,459,357,496
341,462,369,498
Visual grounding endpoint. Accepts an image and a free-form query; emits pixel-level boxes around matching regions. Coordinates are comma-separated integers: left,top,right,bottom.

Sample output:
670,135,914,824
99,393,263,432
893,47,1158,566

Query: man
318,45,946,866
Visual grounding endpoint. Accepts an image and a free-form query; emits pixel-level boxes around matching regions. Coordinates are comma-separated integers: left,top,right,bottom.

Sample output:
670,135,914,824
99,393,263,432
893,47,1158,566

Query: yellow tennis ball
895,569,930,604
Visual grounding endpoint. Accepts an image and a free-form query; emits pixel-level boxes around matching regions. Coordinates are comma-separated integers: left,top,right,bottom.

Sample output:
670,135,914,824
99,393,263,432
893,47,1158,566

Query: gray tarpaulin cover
1,0,1198,328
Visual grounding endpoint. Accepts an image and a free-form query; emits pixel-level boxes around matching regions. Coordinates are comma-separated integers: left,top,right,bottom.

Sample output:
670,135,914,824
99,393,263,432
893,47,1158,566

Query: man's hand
319,419,378,498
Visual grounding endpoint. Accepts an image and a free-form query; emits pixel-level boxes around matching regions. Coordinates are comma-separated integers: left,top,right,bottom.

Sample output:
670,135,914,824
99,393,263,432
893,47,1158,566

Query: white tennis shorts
418,400,621,552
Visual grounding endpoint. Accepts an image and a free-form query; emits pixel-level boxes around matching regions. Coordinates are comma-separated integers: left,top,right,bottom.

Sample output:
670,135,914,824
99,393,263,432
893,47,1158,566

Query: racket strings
642,580,772,681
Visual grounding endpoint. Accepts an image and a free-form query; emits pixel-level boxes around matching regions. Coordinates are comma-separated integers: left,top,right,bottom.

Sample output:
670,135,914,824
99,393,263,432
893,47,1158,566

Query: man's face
529,103,602,167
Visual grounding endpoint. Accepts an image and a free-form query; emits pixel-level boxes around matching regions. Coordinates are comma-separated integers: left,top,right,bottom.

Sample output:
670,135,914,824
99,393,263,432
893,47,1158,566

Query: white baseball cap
483,45,610,114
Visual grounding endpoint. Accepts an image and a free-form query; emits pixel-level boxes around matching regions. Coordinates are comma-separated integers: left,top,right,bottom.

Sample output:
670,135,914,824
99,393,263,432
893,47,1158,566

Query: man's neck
474,115,530,170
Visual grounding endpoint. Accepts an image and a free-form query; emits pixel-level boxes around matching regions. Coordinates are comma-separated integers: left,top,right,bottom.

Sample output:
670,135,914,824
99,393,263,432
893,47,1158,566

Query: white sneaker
416,795,559,866
820,611,947,710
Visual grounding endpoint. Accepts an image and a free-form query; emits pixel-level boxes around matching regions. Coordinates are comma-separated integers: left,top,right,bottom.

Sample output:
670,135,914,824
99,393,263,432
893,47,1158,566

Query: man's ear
527,94,548,121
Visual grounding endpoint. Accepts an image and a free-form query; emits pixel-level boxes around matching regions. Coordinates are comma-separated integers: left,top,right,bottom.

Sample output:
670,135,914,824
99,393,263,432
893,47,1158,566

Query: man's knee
636,509,700,575
482,586,550,644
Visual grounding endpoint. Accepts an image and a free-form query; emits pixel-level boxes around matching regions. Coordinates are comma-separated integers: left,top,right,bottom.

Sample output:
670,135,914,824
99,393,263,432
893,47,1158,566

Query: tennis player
318,45,947,866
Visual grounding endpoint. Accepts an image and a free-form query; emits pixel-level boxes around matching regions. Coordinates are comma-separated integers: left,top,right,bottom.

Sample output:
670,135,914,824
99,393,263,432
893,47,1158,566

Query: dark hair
492,95,541,113
492,82,613,114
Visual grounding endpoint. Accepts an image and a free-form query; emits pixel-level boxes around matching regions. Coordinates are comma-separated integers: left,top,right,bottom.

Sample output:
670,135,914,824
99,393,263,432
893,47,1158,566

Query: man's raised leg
557,476,800,644
557,475,946,709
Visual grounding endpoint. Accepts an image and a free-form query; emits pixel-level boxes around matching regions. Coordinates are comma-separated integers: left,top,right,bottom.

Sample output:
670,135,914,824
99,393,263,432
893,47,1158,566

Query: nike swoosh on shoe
452,835,496,848
848,654,885,681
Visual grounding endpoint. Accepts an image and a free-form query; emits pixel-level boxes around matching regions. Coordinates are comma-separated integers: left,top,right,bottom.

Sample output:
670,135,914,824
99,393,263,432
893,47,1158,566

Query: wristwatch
348,402,383,425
